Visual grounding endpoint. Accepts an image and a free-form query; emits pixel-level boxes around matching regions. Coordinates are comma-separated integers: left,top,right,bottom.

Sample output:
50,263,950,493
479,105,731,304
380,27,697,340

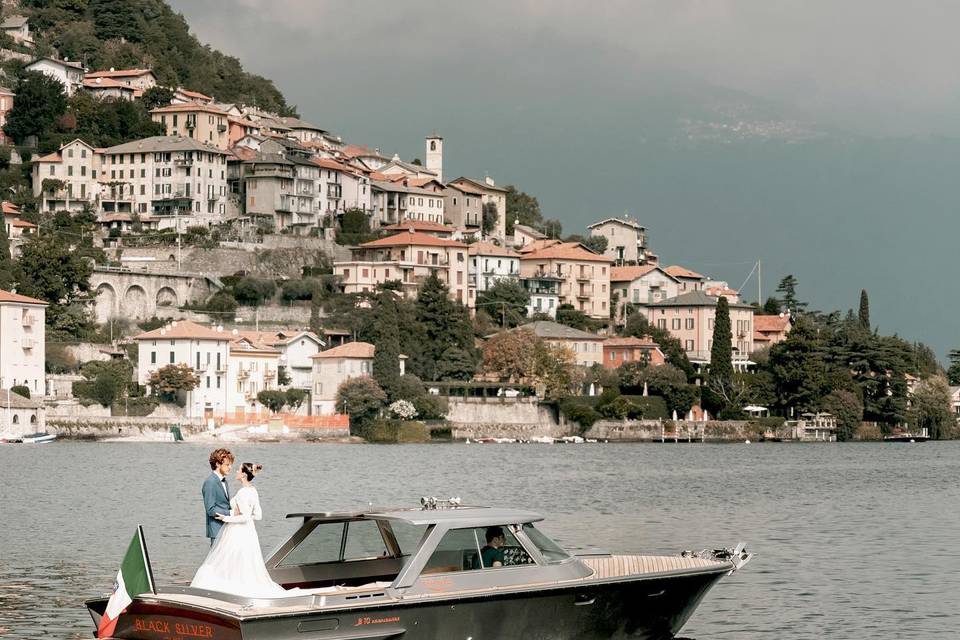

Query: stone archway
156,286,178,308
94,283,117,324
123,284,149,318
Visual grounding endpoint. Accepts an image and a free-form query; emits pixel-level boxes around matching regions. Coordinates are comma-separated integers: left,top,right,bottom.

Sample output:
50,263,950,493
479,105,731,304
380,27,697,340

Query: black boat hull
90,568,726,640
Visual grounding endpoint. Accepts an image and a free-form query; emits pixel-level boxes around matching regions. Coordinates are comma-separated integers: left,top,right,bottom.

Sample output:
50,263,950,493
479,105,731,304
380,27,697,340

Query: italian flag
98,526,155,639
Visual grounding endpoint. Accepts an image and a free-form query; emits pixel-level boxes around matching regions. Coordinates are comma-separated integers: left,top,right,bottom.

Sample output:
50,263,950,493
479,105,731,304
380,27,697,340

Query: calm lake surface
1,441,958,639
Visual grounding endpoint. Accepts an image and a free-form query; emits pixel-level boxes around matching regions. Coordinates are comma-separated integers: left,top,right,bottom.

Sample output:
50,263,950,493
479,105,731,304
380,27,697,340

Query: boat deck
136,554,730,619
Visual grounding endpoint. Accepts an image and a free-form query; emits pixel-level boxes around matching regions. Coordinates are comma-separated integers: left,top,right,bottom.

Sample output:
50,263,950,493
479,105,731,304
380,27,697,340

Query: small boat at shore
5,432,57,444
86,498,752,639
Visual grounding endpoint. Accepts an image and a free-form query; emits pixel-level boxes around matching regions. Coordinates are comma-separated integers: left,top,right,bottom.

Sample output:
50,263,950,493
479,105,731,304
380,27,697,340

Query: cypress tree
0,227,13,291
710,296,734,390
858,289,870,330
372,293,402,399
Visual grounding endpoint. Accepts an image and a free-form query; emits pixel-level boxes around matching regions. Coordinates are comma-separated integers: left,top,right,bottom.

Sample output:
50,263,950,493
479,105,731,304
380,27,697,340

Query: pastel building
519,242,613,319
448,176,508,239
32,139,101,213
151,103,230,150
134,321,231,419
646,291,755,370
588,216,651,265
0,290,46,398
25,57,84,95
610,265,680,321
663,265,706,293
310,342,406,415
225,335,281,419
521,321,605,367
237,330,324,391
602,336,665,369
334,231,470,305
0,86,14,145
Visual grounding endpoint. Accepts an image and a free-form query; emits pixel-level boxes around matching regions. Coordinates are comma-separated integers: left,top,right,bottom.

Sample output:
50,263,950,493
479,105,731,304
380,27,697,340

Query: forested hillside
13,0,294,115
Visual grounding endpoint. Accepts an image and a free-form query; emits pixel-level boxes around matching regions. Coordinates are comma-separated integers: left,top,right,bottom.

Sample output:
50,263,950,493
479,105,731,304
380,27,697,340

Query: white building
0,290,46,399
468,241,521,311
99,136,229,226
238,330,324,391
609,265,681,321
25,57,84,95
313,157,371,217
371,177,446,227
1,15,32,45
32,139,101,213
0,389,45,439
135,321,231,419
587,216,651,265
310,342,405,415
225,335,281,419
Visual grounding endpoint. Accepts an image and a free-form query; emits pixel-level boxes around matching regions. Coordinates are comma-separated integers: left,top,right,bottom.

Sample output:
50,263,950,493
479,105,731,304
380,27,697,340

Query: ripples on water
2,441,958,639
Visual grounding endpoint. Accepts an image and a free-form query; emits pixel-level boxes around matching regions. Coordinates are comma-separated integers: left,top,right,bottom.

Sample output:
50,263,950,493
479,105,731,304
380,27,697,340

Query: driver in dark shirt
480,526,506,568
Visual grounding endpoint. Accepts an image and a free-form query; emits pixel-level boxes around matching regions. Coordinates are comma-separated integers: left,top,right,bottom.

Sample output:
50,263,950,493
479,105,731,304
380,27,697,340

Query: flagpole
137,525,157,595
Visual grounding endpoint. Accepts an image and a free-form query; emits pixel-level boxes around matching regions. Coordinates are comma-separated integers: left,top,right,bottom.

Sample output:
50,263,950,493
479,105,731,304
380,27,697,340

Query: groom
202,448,234,545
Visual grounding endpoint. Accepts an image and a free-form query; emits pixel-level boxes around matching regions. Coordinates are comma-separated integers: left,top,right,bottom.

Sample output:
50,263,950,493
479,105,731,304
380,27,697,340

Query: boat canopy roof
285,505,545,527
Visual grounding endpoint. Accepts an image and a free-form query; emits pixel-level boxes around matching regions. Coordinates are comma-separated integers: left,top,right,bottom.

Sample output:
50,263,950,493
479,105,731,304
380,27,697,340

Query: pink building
602,336,665,369
663,265,705,292
753,314,792,351
646,291,755,370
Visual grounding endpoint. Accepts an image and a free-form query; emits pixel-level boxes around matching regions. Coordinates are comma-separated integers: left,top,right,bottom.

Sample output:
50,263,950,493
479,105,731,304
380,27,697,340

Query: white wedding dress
190,486,289,598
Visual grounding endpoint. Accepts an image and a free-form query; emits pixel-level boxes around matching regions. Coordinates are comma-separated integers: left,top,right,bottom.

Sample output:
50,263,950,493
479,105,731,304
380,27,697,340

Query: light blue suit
202,472,231,541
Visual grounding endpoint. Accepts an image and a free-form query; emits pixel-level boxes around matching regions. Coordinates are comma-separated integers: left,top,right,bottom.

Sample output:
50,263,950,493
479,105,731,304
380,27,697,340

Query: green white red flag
98,526,155,638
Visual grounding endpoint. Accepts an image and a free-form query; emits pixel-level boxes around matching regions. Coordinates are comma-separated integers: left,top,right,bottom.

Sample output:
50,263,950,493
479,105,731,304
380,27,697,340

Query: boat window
522,524,571,563
343,520,388,560
389,522,429,555
278,521,345,567
421,526,534,574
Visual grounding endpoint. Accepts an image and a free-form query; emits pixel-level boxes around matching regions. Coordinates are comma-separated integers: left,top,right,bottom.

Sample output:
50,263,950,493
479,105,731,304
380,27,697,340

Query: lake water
1,440,958,639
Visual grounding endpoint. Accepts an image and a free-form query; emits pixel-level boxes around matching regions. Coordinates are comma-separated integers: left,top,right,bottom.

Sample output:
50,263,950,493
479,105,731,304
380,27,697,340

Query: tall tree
947,349,960,385
481,202,498,235
858,289,870,330
4,71,67,146
0,227,13,291
371,293,402,399
414,274,476,381
707,296,735,409
767,315,829,415
476,279,530,328
910,375,954,439
504,186,541,235
761,297,782,315
776,274,807,315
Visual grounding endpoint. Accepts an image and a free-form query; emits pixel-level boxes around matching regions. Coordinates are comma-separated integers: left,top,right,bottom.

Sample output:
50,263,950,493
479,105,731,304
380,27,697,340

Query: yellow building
519,242,613,319
151,102,230,150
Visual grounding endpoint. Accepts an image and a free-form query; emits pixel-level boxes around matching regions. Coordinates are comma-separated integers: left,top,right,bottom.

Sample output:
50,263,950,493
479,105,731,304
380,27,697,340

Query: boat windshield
522,523,571,563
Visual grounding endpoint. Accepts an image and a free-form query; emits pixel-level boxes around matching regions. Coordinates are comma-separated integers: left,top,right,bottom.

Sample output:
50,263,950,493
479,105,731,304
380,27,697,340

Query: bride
191,462,290,598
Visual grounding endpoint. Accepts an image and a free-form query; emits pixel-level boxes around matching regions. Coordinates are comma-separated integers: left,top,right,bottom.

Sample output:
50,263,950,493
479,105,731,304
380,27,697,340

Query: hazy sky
170,1,960,356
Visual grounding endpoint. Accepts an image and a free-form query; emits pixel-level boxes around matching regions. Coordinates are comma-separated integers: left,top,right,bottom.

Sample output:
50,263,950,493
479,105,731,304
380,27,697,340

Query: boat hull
89,568,726,640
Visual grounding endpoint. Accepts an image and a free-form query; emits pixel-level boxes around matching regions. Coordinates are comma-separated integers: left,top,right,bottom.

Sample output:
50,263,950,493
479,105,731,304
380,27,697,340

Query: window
422,527,533,574
685,318,694,330
521,524,570,563
169,351,175,363
657,319,667,329
343,520,389,561
672,318,681,330
150,351,156,364
278,522,345,566
685,340,694,351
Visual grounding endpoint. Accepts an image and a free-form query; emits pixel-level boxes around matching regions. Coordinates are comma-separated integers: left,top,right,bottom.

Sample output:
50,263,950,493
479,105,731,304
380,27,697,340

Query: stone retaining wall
48,416,205,439
446,396,565,440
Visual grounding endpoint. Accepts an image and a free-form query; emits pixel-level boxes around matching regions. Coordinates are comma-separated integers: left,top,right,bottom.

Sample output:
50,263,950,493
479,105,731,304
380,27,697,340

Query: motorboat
20,432,56,444
86,498,752,639
884,427,930,442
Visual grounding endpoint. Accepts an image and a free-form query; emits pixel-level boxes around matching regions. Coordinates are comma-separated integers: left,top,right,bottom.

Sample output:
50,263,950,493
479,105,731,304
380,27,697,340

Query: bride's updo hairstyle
241,462,263,482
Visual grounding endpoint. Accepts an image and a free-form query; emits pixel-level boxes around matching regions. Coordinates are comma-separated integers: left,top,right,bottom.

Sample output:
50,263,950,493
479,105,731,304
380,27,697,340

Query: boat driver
480,527,506,568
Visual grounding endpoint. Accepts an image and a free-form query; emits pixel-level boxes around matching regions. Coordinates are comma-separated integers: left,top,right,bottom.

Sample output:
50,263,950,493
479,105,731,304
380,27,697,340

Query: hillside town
0,9,957,445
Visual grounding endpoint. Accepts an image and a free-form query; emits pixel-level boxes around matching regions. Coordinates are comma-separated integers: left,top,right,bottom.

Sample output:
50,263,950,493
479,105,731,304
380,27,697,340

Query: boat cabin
264,504,590,596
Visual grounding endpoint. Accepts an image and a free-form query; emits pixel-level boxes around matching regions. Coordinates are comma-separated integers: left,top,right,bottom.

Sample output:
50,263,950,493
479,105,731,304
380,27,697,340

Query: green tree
762,297,782,315
565,234,608,255
10,384,30,399
335,376,387,436
4,70,67,146
285,387,308,411
504,186,542,235
858,289,870,330
542,219,563,239
533,342,576,399
146,363,201,402
555,303,601,331
820,389,864,442
336,208,374,245
947,349,960,385
141,85,173,109
0,226,13,291
776,274,807,315
90,0,143,41
767,316,828,415
480,328,538,381
481,201,498,235
372,293,402,398
710,296,734,382
256,389,287,413
414,274,476,381
910,375,954,440
14,232,94,340
475,279,530,328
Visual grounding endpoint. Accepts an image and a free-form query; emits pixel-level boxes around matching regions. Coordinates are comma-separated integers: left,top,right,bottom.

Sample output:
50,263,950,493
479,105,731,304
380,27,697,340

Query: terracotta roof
227,116,260,128
754,315,791,333
449,176,509,193
664,265,705,280
229,336,280,355
382,219,453,233
520,242,613,263
83,77,135,90
237,330,322,347
228,146,257,161
358,231,467,249
10,219,35,228
311,157,355,172
35,151,61,162
341,144,388,160
85,68,153,79
2,201,20,215
0,289,47,305
603,336,659,348
151,102,226,115
517,239,560,254
610,265,659,282
134,320,227,341
705,286,739,298
176,88,213,101
406,177,442,189
312,341,376,359
468,241,519,257
513,224,546,240
446,181,485,196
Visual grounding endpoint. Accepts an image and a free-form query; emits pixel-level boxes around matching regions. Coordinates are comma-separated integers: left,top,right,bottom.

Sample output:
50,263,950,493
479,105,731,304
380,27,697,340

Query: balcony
264,368,276,380
22,338,35,350
21,312,35,327
217,123,227,133
174,158,194,167
237,368,250,380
